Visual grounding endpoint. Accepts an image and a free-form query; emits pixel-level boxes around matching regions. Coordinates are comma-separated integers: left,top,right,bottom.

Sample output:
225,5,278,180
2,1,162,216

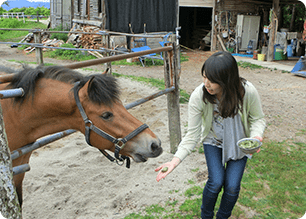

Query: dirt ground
0,44,305,218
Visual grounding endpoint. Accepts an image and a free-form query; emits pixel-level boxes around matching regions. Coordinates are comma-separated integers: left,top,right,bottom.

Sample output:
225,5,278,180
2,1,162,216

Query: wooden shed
49,0,306,60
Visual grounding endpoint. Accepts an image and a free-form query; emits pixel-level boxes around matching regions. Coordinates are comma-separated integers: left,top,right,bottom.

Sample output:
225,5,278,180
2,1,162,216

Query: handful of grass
239,140,259,149
161,167,168,172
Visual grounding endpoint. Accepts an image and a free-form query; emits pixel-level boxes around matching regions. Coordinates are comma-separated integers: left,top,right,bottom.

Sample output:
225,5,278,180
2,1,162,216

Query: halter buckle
84,119,93,127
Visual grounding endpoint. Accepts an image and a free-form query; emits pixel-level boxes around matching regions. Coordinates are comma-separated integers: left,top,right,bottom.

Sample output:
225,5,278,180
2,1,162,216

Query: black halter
73,82,148,168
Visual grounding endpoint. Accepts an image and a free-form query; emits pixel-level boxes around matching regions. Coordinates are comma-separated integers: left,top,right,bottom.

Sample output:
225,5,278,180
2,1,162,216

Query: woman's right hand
155,157,181,182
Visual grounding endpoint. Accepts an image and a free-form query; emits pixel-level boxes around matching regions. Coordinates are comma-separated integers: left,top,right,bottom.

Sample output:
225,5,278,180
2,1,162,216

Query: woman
155,51,266,219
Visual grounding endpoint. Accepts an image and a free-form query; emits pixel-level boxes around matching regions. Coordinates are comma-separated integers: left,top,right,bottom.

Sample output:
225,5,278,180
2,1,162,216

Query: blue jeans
201,144,248,219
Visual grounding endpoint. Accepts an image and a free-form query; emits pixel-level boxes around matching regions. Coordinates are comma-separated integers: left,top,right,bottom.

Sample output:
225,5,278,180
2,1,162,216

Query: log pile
67,25,107,50
19,31,65,54
19,25,107,58
23,38,65,54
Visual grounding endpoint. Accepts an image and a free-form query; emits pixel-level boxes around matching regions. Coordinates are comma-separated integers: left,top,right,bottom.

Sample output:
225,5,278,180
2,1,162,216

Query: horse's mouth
133,153,148,162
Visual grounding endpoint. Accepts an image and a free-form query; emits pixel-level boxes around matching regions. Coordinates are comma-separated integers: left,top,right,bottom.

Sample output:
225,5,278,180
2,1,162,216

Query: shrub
49,24,69,42
0,18,26,34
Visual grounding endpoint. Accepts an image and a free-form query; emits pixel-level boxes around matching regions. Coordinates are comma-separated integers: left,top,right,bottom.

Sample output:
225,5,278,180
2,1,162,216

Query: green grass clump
49,24,69,42
0,18,47,41
47,43,96,61
112,72,190,104
237,61,264,70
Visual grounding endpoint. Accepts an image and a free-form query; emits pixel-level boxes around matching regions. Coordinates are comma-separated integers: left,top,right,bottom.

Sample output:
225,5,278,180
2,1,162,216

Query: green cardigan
174,81,266,161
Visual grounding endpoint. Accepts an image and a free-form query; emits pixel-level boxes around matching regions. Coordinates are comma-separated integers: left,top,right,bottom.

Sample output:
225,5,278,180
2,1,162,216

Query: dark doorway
179,7,212,50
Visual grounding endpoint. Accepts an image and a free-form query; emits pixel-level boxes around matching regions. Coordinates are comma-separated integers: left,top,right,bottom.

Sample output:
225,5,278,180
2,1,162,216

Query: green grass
0,18,47,41
49,24,69,42
45,43,97,61
237,61,264,70
112,72,190,104
123,138,306,219
239,140,306,218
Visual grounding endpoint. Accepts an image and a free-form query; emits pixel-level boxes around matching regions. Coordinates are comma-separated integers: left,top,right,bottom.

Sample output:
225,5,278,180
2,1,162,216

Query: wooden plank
217,34,227,51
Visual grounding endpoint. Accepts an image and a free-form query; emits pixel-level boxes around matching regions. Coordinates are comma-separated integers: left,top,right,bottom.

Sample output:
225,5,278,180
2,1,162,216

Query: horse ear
78,76,95,100
87,76,96,90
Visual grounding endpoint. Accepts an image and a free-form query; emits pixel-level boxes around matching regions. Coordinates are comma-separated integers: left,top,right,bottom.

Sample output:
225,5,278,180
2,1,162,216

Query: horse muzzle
130,137,163,163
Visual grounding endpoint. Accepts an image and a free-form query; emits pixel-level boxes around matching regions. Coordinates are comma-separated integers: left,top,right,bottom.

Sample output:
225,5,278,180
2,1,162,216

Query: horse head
74,74,163,164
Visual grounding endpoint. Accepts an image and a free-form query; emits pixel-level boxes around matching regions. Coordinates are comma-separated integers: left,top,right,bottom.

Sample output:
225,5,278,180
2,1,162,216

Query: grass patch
0,18,47,42
45,43,96,61
237,61,264,70
49,24,69,42
239,140,306,218
112,72,190,104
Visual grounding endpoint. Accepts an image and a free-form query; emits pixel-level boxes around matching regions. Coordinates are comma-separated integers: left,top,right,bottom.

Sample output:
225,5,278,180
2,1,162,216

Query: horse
0,65,163,206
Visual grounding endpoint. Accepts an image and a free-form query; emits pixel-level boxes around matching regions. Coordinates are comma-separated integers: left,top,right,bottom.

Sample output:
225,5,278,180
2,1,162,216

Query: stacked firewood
20,31,65,53
19,25,107,58
67,25,106,50
64,24,107,58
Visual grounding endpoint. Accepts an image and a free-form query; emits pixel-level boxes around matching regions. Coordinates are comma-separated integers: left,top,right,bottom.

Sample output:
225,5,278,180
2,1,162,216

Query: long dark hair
201,51,245,118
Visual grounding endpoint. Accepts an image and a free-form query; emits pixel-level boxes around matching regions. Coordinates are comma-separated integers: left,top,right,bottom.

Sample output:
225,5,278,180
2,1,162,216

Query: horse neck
5,79,82,147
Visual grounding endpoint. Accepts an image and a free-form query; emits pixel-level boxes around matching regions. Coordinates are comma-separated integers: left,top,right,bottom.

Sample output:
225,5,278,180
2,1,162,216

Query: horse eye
100,112,113,120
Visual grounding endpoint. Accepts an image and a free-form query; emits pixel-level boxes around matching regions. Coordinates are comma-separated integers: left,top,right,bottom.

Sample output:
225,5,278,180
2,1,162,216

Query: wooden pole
34,31,43,65
289,4,296,31
0,104,22,219
107,34,112,74
267,0,279,61
164,43,181,154
211,0,217,51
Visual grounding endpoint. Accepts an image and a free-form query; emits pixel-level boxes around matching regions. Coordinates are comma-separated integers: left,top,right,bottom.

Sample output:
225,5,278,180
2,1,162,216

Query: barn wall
50,0,73,29
214,0,271,34
72,0,105,28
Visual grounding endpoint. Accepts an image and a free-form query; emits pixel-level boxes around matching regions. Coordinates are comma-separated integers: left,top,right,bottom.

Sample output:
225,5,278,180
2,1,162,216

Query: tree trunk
0,104,22,219
290,4,296,32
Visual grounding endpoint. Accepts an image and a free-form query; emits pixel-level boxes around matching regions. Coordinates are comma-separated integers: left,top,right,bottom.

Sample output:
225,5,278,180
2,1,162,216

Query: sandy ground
0,44,305,218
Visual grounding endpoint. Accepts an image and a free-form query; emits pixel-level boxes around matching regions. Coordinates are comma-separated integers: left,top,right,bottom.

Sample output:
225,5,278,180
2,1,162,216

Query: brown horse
0,65,162,206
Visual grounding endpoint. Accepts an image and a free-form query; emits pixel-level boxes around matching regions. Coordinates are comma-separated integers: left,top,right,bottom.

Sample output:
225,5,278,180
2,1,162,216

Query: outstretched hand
155,157,181,182
252,136,263,154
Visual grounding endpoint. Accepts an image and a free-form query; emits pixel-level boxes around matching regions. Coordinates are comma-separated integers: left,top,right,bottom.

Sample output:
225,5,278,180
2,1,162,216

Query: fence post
0,104,22,219
33,30,43,65
164,43,182,154
107,34,112,74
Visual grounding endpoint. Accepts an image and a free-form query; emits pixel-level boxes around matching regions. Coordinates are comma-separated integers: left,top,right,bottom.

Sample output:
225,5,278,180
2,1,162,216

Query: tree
0,105,22,219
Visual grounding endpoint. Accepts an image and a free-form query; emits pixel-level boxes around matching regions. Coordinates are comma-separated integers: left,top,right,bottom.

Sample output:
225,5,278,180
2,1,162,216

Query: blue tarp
291,71,306,77
291,56,306,77
231,53,253,58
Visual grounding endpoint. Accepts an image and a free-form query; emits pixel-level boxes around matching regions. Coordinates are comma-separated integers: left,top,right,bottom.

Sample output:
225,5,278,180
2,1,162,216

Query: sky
1,0,50,10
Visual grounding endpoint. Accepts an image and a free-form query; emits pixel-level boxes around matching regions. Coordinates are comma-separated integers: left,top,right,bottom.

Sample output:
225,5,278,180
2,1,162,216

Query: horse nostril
150,139,162,153
151,143,159,151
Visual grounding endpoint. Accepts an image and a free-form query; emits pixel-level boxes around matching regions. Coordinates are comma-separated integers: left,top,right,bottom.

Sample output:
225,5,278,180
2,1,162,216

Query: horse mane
4,65,120,105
